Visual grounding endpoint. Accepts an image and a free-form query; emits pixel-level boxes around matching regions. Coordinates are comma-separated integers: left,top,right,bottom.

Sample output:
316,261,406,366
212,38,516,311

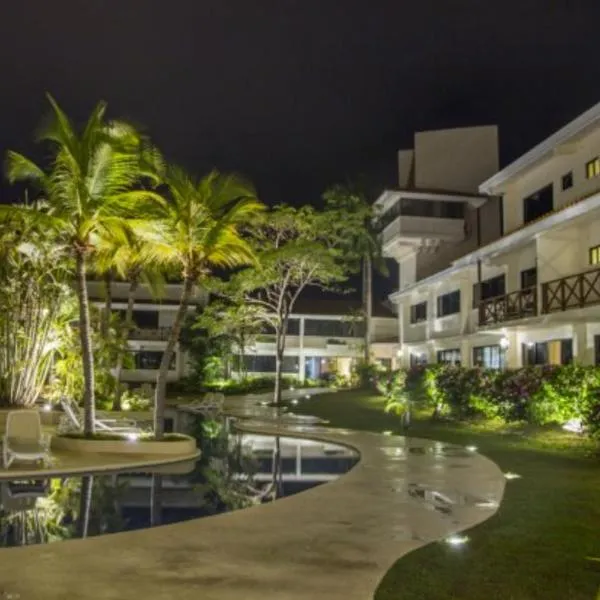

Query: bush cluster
377,364,600,438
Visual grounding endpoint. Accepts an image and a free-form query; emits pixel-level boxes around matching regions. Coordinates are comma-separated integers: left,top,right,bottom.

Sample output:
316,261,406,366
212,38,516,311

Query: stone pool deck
0,394,505,600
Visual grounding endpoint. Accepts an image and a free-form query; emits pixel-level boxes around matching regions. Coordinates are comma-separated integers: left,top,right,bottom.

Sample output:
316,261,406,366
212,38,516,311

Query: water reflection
0,415,357,548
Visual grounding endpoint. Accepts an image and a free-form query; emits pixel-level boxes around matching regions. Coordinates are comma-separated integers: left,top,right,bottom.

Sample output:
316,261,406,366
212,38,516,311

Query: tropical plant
323,184,388,367
215,204,350,404
4,94,161,433
95,226,166,409
139,167,264,437
193,300,264,379
0,209,73,406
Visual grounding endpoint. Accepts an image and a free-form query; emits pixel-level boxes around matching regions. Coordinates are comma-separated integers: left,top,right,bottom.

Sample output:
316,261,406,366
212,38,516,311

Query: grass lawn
287,390,600,600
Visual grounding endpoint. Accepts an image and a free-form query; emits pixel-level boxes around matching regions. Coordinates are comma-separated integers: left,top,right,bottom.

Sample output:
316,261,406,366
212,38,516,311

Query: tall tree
4,94,161,434
216,205,349,404
323,185,387,365
140,167,263,438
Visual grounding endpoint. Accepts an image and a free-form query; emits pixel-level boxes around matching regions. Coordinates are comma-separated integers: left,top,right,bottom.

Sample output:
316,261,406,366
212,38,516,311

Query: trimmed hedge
379,364,600,439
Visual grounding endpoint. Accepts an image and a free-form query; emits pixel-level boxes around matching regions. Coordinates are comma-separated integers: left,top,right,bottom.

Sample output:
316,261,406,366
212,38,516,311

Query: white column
573,323,590,365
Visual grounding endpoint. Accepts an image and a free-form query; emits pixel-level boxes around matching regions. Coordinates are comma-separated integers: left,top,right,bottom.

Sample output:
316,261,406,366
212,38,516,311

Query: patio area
0,393,505,600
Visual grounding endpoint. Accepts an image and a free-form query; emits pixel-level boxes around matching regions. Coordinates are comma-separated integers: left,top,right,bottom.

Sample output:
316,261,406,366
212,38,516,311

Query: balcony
478,287,537,326
542,266,600,313
128,327,173,341
378,196,466,259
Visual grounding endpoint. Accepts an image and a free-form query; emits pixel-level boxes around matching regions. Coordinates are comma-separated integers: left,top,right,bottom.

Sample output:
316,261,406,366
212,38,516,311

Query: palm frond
4,151,48,188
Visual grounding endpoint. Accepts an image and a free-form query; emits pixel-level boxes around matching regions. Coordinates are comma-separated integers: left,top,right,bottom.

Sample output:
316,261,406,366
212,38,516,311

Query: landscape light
383,430,393,436
290,386,295,391
43,403,52,412
562,418,584,434
504,472,521,480
126,432,139,442
445,534,469,547
466,445,477,452
290,399,299,406
304,394,311,399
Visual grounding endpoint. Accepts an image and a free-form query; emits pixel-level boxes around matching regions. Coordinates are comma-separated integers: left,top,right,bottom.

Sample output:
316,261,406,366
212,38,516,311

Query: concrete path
0,392,505,600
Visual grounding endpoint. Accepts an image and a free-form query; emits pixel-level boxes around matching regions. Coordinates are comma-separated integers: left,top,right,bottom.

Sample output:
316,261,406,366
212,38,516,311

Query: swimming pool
0,417,358,547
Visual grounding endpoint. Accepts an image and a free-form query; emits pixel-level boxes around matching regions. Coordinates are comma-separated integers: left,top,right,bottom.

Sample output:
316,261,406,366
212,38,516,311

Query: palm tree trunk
113,277,139,411
362,254,373,363
150,474,163,527
75,251,96,435
77,475,94,538
154,277,194,439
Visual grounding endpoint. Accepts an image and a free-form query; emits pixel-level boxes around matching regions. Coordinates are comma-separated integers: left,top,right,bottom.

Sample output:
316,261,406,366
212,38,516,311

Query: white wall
414,126,499,194
501,126,600,234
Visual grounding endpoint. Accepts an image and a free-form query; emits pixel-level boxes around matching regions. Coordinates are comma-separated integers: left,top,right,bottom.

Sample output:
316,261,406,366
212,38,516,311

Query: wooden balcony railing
542,266,600,313
128,327,172,341
478,287,537,326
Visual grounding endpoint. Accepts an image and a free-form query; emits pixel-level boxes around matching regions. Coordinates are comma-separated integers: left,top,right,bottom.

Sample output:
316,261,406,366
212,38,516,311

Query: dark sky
1,0,600,208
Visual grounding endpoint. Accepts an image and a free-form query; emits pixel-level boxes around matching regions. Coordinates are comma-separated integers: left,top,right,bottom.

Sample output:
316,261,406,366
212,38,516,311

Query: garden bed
51,432,197,456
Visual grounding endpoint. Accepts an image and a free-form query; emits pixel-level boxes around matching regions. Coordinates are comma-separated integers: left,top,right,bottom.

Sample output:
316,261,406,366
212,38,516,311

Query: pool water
0,417,358,547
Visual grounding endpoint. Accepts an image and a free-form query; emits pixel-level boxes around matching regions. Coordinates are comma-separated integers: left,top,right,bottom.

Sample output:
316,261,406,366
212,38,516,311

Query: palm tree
4,94,161,434
95,228,165,410
323,184,387,364
140,167,264,438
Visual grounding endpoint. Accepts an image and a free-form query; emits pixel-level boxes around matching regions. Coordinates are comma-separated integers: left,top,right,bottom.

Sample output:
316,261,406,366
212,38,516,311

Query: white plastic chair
3,411,51,468
59,398,143,434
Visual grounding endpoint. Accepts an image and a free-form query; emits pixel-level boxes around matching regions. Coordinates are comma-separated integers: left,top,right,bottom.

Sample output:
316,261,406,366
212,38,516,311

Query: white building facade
385,103,600,368
88,283,398,384
238,301,398,382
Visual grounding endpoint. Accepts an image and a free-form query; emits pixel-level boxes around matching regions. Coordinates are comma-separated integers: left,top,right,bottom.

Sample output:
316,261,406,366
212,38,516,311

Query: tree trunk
101,271,112,338
77,475,94,538
75,251,96,435
154,277,194,439
113,277,139,411
362,254,373,363
150,474,163,527
272,323,287,406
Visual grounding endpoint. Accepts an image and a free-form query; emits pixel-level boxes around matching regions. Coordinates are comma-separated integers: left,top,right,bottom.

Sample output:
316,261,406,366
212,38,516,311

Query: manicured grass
287,390,600,600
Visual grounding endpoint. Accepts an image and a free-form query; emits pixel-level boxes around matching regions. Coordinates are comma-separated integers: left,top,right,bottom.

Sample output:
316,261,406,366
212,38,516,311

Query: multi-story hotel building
382,102,600,368
87,286,398,384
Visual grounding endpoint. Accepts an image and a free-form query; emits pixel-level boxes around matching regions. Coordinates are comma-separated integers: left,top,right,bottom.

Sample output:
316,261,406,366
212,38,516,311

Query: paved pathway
0,392,505,600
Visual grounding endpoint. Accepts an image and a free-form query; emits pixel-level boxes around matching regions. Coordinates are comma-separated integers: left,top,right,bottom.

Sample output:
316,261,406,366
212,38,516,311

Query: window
437,290,461,317
473,345,504,369
114,310,159,328
376,197,465,230
378,358,392,371
480,275,505,302
304,319,362,337
523,184,554,225
522,339,572,366
410,353,427,367
410,301,427,324
561,171,573,190
242,355,298,373
437,348,461,365
131,351,175,370
590,245,600,266
586,157,600,180
520,267,537,289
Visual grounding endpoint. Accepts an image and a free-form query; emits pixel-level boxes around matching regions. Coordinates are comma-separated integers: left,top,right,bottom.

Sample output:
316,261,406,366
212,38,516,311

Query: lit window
586,158,600,180
590,245,600,265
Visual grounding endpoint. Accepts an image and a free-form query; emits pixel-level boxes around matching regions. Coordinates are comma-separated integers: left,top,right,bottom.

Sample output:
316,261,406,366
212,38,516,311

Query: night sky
1,1,600,208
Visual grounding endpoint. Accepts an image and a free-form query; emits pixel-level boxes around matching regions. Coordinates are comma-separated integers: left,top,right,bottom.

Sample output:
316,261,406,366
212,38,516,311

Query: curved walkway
0,394,505,600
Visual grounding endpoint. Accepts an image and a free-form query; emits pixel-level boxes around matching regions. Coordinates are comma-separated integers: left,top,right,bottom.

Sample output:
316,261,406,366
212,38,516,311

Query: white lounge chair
59,398,143,434
3,411,51,468
180,392,224,415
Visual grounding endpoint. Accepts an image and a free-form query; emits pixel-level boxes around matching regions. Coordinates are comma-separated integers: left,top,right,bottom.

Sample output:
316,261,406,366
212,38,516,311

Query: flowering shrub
378,364,600,439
